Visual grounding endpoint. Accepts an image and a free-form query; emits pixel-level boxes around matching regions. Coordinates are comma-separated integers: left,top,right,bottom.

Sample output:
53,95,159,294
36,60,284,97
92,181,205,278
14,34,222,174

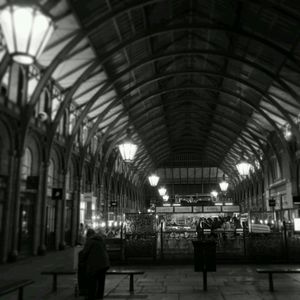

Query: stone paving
1,248,300,299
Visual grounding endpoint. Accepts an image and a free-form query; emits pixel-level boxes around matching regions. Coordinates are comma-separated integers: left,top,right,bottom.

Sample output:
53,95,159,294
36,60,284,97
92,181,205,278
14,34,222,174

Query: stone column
38,161,49,255
32,161,48,255
71,176,81,245
8,151,23,262
59,171,67,250
1,152,16,263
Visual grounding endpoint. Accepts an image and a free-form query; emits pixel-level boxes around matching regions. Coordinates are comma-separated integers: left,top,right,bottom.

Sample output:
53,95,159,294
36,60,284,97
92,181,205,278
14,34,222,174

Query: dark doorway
18,202,34,255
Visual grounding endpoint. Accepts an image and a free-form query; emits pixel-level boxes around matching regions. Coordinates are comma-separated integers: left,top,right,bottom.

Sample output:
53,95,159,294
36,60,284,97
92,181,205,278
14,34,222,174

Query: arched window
21,148,32,179
47,159,54,187
66,167,74,191
270,156,281,182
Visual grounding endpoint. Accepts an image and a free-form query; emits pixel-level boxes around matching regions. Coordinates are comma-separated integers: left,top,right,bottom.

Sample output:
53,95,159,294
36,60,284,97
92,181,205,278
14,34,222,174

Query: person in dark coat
79,228,110,300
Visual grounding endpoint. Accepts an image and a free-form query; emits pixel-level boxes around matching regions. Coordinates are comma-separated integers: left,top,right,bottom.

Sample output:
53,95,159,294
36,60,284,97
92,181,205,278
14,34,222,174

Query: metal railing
121,223,300,263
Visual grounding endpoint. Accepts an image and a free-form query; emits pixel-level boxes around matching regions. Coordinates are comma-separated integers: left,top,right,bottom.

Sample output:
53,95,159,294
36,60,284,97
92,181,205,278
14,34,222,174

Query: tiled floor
1,248,300,299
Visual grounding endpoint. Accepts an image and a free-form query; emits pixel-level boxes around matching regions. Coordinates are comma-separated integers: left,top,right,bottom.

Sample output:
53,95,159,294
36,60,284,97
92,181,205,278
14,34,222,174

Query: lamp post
0,1,55,65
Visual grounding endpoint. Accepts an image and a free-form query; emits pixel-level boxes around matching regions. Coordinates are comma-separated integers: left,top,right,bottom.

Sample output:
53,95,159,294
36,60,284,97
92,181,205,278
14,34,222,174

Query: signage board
174,206,192,213
156,206,173,213
203,206,221,212
193,206,203,212
269,198,276,207
222,205,240,212
52,188,63,200
293,196,300,205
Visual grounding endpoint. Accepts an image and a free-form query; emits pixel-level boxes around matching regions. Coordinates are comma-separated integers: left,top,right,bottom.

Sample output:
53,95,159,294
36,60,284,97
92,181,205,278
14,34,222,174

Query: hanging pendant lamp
219,174,229,192
148,174,159,187
118,129,137,162
0,2,55,65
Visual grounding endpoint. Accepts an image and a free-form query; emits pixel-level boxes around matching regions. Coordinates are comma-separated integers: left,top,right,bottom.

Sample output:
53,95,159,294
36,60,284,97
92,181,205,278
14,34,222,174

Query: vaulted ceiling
7,0,300,184
69,0,300,180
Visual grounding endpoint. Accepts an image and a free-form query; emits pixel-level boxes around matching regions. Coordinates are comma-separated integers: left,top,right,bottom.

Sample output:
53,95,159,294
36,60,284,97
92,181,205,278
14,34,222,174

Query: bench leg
203,270,207,291
18,287,24,300
52,274,58,292
129,274,134,292
268,273,274,292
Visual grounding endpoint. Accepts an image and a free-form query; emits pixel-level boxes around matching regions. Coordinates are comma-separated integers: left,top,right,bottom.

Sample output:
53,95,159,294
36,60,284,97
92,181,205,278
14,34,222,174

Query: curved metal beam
0,52,11,82
28,32,84,107
113,70,300,141
105,50,300,105
90,21,300,70
100,84,292,179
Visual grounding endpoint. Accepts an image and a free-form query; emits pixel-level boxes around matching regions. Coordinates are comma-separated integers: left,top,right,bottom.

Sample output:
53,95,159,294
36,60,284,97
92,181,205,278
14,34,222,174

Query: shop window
21,148,32,180
47,159,54,187
67,168,74,191
66,171,70,192
47,205,55,233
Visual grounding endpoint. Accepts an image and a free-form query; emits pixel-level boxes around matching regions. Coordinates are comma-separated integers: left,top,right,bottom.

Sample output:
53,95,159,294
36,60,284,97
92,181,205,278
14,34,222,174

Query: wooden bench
256,268,300,291
106,270,144,292
41,268,144,293
41,268,76,292
0,279,34,300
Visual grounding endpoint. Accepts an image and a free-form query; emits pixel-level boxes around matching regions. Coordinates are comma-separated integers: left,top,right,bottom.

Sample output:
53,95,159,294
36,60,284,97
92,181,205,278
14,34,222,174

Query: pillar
8,151,22,261
59,171,67,250
1,152,17,262
38,161,49,255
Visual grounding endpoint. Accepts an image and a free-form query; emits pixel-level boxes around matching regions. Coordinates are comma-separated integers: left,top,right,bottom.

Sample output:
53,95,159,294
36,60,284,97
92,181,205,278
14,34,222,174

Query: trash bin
192,240,216,272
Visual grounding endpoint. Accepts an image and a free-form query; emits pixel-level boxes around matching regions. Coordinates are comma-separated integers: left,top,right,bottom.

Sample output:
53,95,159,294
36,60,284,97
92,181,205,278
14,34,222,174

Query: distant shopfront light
163,194,169,201
148,174,159,186
0,3,55,65
211,190,218,198
158,187,167,196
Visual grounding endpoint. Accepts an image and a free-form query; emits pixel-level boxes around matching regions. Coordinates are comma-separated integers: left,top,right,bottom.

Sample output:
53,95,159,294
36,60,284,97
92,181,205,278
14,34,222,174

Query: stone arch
23,132,42,177
49,146,63,188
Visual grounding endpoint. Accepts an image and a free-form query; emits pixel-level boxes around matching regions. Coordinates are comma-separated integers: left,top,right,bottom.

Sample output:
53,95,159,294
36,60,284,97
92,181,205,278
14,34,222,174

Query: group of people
78,228,110,300
196,216,246,240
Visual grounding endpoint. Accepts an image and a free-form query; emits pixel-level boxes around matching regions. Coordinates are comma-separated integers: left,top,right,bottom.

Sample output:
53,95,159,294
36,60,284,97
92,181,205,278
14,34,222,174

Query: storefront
155,204,241,259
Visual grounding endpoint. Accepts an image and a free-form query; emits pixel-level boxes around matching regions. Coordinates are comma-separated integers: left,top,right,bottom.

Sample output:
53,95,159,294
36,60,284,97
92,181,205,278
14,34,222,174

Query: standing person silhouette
79,228,110,299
